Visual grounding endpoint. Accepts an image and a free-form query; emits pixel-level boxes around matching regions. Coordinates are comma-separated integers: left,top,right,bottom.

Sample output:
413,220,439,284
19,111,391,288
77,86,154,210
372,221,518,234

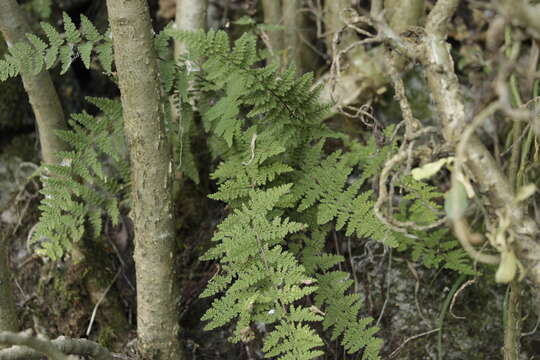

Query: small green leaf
26,33,48,53
80,15,101,42
63,12,81,43
45,46,59,69
78,42,94,69
96,43,113,74
41,22,64,48
59,45,74,74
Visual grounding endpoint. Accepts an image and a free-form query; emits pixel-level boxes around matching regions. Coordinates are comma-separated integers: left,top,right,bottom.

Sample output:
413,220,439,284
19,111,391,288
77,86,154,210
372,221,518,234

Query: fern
392,176,474,274
18,20,476,357
31,97,128,260
21,20,201,260
0,12,112,80
294,147,396,247
167,29,383,359
201,185,324,358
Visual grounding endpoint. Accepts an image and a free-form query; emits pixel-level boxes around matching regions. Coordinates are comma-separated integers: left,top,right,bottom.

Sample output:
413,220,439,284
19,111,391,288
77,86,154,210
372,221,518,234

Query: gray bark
174,0,208,58
262,0,284,60
384,0,425,33
105,0,183,358
283,0,311,73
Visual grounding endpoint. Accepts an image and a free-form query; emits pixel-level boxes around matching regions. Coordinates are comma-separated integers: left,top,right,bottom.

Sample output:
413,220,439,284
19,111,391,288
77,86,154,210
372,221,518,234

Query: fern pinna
166,28,385,359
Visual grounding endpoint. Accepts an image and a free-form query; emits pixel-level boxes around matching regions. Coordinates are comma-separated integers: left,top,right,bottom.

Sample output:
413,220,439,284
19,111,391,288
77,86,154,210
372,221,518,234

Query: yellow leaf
411,157,454,180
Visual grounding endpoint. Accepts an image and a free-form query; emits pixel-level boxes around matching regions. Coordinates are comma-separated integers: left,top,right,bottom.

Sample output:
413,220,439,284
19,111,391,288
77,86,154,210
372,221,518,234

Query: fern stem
436,274,466,360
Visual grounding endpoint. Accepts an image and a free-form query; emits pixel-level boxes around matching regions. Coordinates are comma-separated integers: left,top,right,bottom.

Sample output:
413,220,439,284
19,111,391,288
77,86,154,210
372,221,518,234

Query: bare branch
425,0,460,37
420,0,540,286
0,331,113,360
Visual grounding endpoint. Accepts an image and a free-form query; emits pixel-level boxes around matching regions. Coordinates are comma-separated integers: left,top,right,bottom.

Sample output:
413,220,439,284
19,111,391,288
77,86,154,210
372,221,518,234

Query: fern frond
32,97,128,259
176,29,385,358
0,13,111,79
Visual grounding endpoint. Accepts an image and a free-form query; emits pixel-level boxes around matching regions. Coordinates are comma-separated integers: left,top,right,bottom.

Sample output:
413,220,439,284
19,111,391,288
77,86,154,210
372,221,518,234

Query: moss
95,325,118,350
35,262,90,337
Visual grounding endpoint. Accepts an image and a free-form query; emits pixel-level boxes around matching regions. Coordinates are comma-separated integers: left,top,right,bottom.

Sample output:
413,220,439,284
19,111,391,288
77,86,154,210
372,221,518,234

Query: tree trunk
282,0,312,73
0,0,66,165
105,0,183,359
262,0,283,61
175,0,208,58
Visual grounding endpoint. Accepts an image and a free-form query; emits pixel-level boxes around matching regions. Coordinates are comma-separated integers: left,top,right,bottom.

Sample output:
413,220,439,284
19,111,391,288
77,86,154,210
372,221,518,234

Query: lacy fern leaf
0,13,112,80
171,29,384,359
32,98,128,259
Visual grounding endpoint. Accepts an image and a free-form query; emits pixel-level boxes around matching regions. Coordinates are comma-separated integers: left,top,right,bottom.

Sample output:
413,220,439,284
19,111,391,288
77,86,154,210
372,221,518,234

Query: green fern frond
32,97,128,259
175,29,385,358
0,13,111,79
262,322,324,359
200,185,326,357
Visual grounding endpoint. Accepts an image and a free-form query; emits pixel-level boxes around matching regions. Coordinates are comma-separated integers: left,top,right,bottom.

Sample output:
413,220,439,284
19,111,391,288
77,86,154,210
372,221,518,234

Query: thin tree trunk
0,231,19,334
171,0,208,194
262,0,284,61
0,0,66,165
106,1,182,359
175,0,208,58
282,0,311,73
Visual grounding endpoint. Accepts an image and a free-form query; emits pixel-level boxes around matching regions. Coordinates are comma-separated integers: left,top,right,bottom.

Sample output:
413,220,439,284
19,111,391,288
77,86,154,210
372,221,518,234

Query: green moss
95,325,117,349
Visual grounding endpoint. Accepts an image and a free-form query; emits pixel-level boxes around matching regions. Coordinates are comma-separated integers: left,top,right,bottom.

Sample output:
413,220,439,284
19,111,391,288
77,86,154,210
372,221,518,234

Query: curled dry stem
375,145,447,236
451,101,502,265
385,49,422,140
495,63,534,122
375,49,447,235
